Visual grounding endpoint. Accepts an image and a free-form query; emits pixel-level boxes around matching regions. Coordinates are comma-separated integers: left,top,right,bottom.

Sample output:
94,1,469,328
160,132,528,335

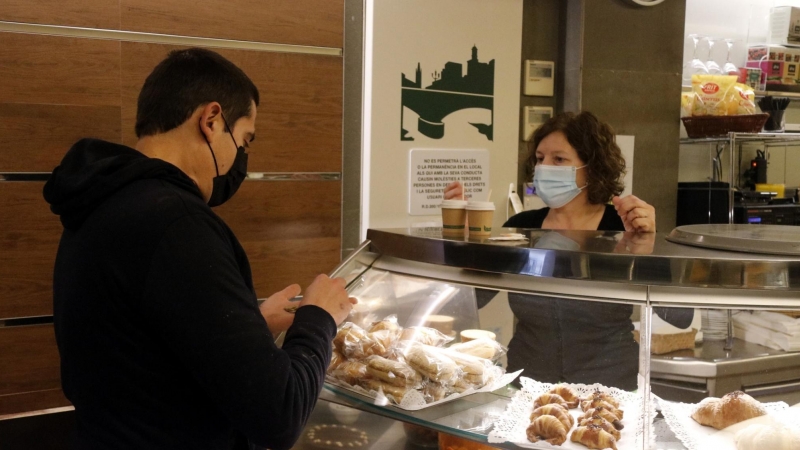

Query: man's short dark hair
135,48,260,138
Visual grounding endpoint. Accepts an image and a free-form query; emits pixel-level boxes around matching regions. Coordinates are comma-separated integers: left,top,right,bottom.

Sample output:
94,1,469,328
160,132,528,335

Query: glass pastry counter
303,227,800,450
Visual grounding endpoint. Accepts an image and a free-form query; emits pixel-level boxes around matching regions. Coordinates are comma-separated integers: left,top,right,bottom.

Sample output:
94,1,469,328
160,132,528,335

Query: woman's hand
612,195,656,233
443,181,464,200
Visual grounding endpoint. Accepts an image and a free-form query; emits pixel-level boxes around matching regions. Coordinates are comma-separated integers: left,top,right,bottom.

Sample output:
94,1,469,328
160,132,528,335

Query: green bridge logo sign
401,45,495,141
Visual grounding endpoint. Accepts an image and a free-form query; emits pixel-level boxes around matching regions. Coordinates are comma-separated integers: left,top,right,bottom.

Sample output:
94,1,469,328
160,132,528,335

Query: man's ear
198,102,223,142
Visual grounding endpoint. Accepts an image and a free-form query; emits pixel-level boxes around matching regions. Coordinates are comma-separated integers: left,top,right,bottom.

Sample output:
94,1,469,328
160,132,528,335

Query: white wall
362,0,523,236
683,0,800,72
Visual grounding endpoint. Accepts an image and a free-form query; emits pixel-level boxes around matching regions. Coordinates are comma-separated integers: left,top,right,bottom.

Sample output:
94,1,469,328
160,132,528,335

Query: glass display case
299,226,800,450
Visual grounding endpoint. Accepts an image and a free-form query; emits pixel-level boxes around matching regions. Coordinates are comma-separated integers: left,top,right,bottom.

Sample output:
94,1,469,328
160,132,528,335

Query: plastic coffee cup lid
441,199,468,208
466,200,495,211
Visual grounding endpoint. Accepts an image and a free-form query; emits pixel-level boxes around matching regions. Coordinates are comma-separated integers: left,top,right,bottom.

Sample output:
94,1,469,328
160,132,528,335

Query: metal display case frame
316,227,800,450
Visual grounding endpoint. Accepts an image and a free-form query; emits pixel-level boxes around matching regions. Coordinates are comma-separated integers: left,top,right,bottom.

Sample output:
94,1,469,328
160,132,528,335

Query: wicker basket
681,114,769,139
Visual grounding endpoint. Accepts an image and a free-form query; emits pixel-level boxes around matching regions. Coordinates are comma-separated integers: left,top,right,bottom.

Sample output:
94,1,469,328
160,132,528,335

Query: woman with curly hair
444,112,690,390
447,111,655,232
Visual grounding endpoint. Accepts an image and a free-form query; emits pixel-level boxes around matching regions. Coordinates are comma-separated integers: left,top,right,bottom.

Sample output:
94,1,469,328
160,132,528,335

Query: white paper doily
488,377,656,450
658,396,791,450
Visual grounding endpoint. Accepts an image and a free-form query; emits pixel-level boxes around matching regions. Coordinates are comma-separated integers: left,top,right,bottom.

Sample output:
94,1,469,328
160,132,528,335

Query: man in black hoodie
43,48,355,450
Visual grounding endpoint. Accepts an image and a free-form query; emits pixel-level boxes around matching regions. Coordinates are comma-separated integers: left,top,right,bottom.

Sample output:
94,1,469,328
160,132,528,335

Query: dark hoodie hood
44,139,201,230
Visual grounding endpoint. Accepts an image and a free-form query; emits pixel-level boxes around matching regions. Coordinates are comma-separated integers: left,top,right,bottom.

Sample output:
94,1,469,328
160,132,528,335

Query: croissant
581,398,623,419
533,393,569,409
529,404,574,431
571,425,618,450
581,391,620,409
579,415,621,441
549,384,580,408
691,391,767,430
582,407,623,430
526,415,568,446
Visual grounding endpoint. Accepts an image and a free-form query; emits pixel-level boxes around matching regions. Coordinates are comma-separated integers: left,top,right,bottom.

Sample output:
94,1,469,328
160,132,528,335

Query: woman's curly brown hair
524,111,626,205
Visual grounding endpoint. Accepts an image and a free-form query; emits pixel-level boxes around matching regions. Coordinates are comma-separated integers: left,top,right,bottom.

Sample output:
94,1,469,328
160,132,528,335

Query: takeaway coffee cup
466,201,495,237
441,199,468,236
460,329,497,343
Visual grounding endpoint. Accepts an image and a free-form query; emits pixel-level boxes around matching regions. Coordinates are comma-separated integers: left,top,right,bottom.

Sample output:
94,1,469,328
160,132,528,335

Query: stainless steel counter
366,228,800,292
650,338,800,404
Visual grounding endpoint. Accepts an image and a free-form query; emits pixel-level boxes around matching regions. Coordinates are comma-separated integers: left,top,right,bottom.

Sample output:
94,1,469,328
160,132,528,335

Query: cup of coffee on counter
441,199,468,236
460,329,496,343
424,314,455,335
466,200,495,237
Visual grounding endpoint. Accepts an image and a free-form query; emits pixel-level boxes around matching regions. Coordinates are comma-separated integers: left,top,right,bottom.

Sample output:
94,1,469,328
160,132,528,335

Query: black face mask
204,115,248,207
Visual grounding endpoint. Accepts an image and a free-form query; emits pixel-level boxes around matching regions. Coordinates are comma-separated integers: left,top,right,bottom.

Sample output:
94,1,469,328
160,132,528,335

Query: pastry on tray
526,415,568,446
735,423,800,450
358,378,409,401
533,393,569,409
548,384,580,409
691,391,767,430
365,356,422,387
367,316,401,333
404,344,458,385
330,360,368,386
570,425,618,450
398,326,453,347
581,398,623,420
581,391,620,409
578,415,621,441
529,403,574,431
581,407,623,430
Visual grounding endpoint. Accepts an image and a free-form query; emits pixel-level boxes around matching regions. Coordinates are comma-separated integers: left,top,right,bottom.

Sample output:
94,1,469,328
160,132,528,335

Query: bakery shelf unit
680,132,800,224
303,228,800,450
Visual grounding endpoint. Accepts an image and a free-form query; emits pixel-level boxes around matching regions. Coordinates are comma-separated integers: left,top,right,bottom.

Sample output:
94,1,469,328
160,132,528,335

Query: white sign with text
408,148,490,215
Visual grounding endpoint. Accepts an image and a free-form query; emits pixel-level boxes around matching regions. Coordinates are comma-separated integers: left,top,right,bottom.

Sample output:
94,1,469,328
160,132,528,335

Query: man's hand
444,181,464,200
612,195,656,233
260,284,302,337
300,274,356,325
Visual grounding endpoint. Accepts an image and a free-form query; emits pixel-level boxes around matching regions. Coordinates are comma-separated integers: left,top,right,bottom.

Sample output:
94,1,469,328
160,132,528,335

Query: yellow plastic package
691,74,737,116
726,83,756,115
680,91,695,117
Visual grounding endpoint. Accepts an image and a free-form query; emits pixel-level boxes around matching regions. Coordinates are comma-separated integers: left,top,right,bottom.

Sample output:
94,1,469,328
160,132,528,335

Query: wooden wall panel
256,112,342,173
0,325,67,416
120,42,342,172
0,389,70,417
0,104,122,172
0,183,62,319
215,181,341,298
121,0,343,48
0,33,121,107
0,0,120,30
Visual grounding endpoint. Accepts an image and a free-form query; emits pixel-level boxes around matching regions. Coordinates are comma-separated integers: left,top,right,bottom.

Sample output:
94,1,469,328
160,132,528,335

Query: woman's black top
494,205,691,390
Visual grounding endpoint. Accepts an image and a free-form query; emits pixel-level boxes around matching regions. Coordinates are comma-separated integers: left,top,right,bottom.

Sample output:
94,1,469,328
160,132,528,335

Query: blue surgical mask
533,164,587,209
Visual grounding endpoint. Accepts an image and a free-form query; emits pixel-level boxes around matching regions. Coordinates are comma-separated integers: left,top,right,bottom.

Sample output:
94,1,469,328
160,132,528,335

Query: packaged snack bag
726,83,756,115
681,91,695,117
691,74,737,116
